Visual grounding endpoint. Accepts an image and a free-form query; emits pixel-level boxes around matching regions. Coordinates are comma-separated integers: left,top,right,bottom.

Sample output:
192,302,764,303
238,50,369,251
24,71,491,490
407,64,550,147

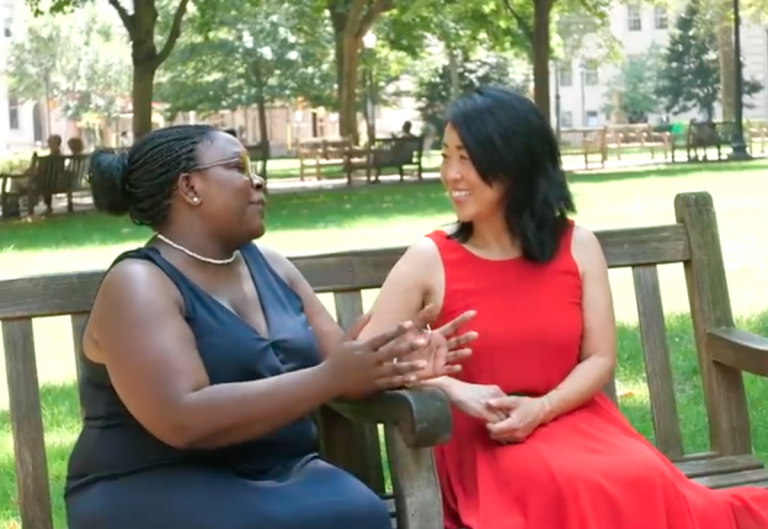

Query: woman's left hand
402,305,477,381
484,396,548,444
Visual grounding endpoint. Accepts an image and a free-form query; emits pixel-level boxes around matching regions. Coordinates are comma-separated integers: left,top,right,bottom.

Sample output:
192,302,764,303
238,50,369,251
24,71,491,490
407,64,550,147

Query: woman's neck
466,216,520,258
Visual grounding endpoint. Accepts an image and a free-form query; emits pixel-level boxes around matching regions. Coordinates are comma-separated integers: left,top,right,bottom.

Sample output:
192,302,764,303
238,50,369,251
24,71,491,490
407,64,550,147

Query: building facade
550,3,768,127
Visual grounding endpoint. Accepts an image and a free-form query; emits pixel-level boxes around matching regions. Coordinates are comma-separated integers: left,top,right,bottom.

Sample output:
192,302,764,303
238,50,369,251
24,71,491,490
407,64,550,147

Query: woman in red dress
359,86,768,528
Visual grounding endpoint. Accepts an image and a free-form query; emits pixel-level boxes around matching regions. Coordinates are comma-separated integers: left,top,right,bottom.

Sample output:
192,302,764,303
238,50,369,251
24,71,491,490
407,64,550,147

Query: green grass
2,159,768,527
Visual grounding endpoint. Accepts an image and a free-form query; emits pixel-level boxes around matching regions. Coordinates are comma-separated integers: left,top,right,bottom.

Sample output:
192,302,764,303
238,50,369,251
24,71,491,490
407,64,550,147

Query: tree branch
156,0,191,66
501,0,533,43
356,0,395,37
108,0,135,38
345,0,366,34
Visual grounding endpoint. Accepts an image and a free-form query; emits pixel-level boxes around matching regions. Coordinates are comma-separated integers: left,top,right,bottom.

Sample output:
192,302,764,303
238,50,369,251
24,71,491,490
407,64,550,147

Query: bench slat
693,468,768,489
676,454,763,478
632,264,683,459
1,319,53,529
0,224,691,320
316,291,386,494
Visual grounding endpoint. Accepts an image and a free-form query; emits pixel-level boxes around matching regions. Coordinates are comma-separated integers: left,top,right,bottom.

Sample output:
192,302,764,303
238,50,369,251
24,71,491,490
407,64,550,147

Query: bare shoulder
98,257,182,307
379,234,442,298
253,244,299,284
569,224,607,275
400,235,442,268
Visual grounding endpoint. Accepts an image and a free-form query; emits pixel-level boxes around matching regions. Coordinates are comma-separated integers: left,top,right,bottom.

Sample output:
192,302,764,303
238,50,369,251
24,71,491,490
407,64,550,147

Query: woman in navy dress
66,125,475,529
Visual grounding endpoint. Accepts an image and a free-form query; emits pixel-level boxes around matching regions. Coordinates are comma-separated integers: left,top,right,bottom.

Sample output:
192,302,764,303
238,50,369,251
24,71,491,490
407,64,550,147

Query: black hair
88,124,217,229
446,86,575,263
223,128,238,138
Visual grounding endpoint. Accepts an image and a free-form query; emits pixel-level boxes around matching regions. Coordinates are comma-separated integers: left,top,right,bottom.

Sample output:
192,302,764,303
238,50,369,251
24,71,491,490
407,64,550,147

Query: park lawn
0,160,768,527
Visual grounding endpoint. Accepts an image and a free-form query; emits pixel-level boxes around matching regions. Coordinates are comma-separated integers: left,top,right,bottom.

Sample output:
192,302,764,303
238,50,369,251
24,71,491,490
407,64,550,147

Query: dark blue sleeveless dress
65,245,391,529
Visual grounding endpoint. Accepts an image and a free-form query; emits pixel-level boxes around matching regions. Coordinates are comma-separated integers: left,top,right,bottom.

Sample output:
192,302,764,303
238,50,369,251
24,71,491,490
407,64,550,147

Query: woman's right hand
324,314,430,399
444,379,508,423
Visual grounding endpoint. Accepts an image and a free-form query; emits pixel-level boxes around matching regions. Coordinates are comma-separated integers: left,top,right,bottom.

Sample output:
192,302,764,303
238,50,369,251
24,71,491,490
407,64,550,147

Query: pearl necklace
155,233,238,265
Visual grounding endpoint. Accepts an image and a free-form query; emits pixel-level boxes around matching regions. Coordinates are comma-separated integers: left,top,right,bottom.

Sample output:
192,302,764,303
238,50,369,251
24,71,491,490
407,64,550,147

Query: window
560,111,573,128
628,5,642,31
583,62,599,86
8,97,19,130
586,111,599,127
2,3,13,38
654,6,668,29
558,65,572,87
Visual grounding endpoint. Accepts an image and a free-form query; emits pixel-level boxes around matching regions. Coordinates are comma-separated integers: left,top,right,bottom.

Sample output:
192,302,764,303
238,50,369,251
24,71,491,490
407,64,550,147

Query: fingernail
416,360,427,368
407,375,418,383
402,321,412,329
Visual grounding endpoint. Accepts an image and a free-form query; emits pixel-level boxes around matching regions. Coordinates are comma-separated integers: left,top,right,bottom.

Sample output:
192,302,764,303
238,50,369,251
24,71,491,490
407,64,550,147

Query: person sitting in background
67,137,85,155
358,86,768,529
9,134,64,198
66,124,477,529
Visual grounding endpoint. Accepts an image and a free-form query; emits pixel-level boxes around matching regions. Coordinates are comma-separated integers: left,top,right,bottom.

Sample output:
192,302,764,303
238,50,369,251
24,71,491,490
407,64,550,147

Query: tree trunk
339,32,361,144
717,19,735,121
113,0,190,139
132,61,156,139
447,45,461,100
532,0,553,123
253,62,271,179
327,0,394,145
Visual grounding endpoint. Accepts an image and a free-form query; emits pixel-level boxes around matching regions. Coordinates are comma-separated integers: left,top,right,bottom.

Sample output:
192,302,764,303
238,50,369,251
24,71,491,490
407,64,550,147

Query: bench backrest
298,138,352,160
558,127,607,151
372,135,424,166
0,191,749,529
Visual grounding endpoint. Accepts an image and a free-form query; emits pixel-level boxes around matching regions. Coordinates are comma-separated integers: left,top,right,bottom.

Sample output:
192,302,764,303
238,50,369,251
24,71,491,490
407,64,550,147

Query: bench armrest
707,327,768,377
329,387,451,449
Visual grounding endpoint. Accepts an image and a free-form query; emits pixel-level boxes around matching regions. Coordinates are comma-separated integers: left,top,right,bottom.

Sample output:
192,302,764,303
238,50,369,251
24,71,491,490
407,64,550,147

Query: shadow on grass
0,182,456,254
2,157,767,255
567,157,768,185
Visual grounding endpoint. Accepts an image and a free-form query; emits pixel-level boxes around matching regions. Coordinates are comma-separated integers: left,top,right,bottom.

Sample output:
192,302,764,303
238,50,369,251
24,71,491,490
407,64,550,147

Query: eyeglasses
190,151,264,184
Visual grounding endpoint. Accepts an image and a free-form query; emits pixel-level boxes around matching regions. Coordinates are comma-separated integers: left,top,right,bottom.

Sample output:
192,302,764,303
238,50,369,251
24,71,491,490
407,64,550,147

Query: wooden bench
672,121,737,163
297,137,357,181
746,121,768,155
344,136,424,184
245,141,269,180
1,191,768,528
605,123,670,161
557,127,607,169
0,154,89,218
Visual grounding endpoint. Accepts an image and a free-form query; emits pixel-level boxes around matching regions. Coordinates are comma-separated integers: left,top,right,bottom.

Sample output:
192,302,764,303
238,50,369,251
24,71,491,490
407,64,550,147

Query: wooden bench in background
297,137,358,181
557,127,607,169
0,154,89,219
344,136,424,185
1,191,768,529
746,121,768,155
245,141,270,180
672,121,737,163
604,123,671,161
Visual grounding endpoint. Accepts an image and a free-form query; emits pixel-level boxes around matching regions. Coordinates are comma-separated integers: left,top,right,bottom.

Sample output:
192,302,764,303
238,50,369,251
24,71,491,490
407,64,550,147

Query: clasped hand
328,305,477,399
448,381,548,444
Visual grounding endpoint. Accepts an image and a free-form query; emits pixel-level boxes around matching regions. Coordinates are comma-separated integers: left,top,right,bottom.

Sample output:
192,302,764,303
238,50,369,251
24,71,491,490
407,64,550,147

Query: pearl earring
192,197,200,203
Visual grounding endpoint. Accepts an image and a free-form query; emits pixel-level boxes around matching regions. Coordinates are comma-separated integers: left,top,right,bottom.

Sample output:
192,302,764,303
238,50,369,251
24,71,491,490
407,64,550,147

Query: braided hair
88,124,216,228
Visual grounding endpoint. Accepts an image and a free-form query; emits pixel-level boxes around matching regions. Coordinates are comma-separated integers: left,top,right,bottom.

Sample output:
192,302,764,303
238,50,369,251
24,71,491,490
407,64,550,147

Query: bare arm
540,226,617,422
355,238,437,340
87,259,341,450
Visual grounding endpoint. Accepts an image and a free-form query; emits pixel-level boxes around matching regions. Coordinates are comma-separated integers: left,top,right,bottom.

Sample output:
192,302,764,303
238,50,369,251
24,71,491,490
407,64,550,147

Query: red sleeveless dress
426,225,768,529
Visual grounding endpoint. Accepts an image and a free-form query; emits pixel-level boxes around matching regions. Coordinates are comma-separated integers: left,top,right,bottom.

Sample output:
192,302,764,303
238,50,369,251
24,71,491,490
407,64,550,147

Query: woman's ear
177,172,202,206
